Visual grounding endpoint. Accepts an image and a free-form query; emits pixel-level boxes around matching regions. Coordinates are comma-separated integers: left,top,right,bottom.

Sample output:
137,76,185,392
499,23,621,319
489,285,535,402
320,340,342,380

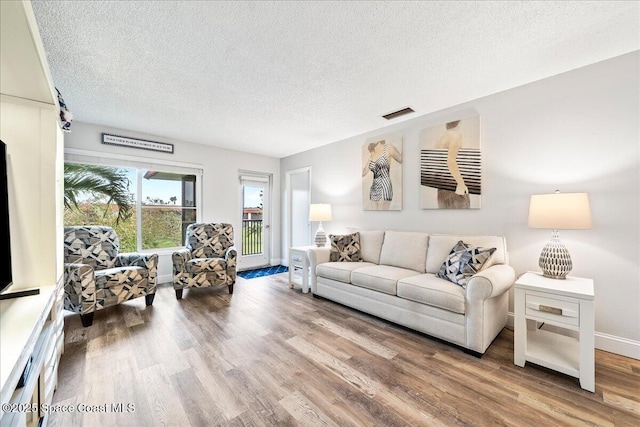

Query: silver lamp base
314,222,327,247
539,229,572,279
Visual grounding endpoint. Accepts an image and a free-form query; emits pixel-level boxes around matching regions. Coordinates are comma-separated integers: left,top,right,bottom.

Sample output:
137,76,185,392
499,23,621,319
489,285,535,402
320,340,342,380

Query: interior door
239,175,270,270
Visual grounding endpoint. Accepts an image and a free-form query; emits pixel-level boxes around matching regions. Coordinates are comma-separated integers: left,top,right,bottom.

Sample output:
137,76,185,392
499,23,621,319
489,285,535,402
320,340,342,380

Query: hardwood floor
50,274,640,426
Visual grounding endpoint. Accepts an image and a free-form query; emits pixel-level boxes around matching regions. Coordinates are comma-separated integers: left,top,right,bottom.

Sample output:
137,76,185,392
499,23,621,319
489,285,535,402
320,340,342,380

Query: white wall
64,122,282,281
1,98,63,290
281,52,640,357
289,168,311,247
0,1,63,293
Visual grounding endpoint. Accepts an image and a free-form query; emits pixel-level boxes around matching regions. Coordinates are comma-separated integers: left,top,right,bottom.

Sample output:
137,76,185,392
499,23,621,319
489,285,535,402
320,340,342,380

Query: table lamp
528,191,592,279
309,203,332,247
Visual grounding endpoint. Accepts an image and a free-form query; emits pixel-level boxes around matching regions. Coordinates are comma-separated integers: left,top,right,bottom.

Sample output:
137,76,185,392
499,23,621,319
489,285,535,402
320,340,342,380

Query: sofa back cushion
379,231,430,273
426,234,508,274
358,230,385,264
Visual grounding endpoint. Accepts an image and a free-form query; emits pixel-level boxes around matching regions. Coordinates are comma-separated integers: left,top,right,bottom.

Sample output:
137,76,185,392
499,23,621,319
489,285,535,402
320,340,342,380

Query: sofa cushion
426,235,507,274
95,266,148,290
437,241,496,288
351,265,421,295
329,232,362,262
379,231,429,273
186,258,227,274
397,274,466,314
316,262,377,284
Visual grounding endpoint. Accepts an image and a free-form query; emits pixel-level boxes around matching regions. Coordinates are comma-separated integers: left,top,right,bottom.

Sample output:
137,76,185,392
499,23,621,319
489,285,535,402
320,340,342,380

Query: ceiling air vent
382,107,415,120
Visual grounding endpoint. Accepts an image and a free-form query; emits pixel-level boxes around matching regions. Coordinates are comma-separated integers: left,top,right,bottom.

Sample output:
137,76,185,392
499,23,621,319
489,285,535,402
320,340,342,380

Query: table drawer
291,255,305,264
525,294,579,326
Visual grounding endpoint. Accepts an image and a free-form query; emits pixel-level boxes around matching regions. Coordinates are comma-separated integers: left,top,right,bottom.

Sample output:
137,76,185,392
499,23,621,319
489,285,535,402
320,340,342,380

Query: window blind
65,149,203,177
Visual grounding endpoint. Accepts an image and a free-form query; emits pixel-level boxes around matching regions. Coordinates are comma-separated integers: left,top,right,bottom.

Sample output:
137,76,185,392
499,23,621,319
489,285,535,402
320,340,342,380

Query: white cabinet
514,272,595,392
0,281,65,426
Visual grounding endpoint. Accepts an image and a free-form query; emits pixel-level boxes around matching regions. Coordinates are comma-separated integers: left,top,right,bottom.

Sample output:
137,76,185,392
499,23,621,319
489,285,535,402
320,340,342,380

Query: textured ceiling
31,1,639,158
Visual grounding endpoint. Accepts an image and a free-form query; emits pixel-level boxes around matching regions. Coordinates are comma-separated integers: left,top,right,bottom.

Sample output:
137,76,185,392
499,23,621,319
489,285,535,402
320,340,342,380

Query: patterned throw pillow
329,232,362,262
437,240,496,288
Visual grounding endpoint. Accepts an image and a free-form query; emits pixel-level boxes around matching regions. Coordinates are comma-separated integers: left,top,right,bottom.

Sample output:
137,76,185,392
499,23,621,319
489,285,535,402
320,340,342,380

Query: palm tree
64,163,133,224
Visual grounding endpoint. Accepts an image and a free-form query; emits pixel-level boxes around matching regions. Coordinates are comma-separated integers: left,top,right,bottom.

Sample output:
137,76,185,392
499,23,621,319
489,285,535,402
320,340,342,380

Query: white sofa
308,230,516,355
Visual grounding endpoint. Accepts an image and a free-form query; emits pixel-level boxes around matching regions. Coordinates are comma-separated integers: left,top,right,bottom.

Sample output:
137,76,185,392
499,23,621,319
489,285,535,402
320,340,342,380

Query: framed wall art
102,133,174,154
362,133,403,211
419,114,481,209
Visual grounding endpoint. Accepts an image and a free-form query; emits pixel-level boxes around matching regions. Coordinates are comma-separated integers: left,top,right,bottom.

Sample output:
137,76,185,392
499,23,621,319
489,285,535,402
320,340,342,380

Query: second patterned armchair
172,223,237,298
63,226,158,327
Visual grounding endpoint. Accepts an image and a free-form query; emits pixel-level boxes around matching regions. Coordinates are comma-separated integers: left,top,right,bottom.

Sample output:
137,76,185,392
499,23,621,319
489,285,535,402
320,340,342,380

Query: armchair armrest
116,253,159,292
307,247,331,293
224,246,238,285
465,264,516,301
63,262,96,315
172,248,192,273
224,246,238,261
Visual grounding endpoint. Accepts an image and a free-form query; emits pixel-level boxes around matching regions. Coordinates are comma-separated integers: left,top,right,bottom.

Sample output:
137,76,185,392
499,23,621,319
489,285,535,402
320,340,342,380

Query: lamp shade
309,203,332,222
528,193,592,230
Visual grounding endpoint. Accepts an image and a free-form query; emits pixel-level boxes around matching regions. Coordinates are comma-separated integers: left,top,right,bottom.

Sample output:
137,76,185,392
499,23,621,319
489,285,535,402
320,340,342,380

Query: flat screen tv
0,140,38,300
0,140,12,293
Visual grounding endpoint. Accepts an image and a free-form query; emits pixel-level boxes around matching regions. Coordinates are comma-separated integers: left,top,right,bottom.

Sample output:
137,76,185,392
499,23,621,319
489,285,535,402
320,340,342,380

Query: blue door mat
238,265,289,279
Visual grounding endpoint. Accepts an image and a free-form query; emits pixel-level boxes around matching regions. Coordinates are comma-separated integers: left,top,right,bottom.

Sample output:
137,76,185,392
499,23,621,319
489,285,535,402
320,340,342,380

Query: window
64,155,201,253
141,170,196,250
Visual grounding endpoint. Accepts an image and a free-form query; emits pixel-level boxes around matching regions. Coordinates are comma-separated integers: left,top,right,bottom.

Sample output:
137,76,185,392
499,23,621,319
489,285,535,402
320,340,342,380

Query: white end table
288,246,315,293
514,272,595,392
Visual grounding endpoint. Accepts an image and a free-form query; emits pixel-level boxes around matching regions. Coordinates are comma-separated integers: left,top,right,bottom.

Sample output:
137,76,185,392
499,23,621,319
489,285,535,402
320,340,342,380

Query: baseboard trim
507,311,515,329
158,274,172,285
594,332,640,360
507,312,639,360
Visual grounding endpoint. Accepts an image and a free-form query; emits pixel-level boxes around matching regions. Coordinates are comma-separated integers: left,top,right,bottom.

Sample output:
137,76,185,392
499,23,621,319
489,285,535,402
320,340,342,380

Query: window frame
64,148,203,254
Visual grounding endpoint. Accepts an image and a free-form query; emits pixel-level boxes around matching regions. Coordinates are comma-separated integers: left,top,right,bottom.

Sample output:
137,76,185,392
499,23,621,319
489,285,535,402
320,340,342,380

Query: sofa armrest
465,264,516,301
307,247,331,267
307,247,331,293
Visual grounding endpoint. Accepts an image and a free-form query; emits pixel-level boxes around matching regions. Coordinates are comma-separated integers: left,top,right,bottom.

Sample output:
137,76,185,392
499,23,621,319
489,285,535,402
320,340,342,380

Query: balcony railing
242,219,263,255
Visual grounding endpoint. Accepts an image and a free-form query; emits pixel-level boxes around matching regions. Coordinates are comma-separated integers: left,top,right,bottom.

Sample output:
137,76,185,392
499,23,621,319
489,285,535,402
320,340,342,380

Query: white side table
288,246,315,293
514,271,595,392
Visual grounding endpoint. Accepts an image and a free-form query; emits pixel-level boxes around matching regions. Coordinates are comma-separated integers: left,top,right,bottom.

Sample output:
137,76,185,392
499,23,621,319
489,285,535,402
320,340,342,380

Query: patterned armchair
172,223,237,298
63,226,158,327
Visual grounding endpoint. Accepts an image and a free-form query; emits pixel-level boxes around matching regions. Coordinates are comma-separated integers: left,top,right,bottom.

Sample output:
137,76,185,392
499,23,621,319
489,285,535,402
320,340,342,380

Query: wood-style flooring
50,274,640,426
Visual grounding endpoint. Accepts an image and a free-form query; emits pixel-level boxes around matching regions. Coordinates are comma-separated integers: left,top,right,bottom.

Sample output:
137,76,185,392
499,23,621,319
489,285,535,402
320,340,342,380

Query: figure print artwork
362,134,403,211
420,115,481,209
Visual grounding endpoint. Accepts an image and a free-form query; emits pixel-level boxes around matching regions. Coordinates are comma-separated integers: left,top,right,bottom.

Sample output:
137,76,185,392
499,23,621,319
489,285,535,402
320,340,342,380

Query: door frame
238,171,272,271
